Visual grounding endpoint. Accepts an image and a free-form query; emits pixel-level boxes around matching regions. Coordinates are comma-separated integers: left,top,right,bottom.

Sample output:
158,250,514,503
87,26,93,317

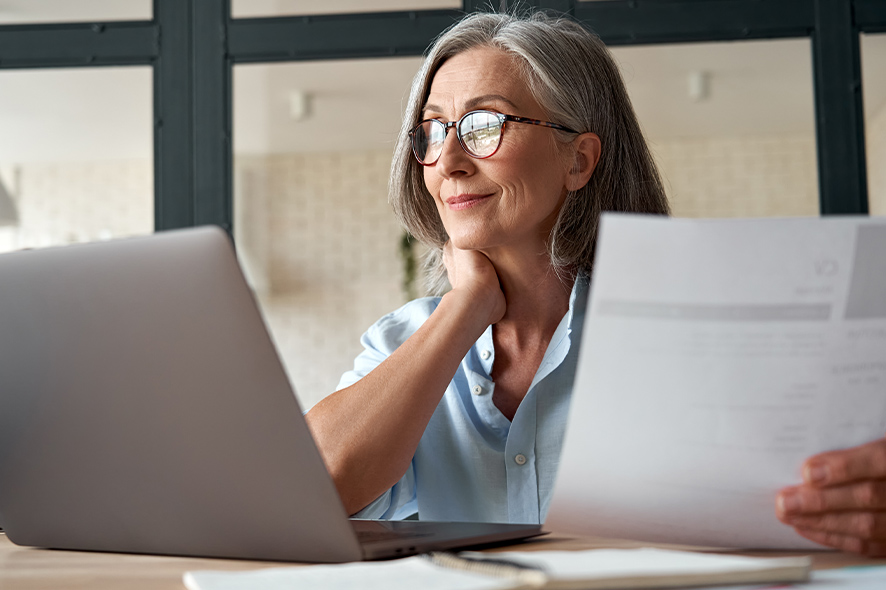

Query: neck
483,246,575,338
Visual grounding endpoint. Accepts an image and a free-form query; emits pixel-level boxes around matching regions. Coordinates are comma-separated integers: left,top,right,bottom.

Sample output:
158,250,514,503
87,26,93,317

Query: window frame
0,0,883,231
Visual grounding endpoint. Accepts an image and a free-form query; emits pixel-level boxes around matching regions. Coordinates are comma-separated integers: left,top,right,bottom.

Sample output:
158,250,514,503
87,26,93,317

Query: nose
433,126,474,179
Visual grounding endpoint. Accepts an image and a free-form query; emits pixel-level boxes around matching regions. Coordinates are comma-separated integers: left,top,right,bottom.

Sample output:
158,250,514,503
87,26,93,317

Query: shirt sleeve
337,296,440,390
351,465,417,520
335,297,440,520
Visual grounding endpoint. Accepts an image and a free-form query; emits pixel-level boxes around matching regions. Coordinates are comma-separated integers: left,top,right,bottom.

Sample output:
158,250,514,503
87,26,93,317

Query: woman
306,11,886,556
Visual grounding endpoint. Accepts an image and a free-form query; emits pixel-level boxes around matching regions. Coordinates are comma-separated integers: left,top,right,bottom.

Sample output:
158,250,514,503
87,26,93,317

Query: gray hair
389,11,669,294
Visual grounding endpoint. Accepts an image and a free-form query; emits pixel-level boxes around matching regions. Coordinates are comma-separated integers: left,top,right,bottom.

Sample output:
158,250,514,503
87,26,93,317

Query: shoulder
338,297,443,391
362,296,442,355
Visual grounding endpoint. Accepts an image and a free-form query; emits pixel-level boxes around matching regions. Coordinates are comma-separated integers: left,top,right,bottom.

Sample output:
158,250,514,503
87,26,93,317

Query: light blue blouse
336,276,588,524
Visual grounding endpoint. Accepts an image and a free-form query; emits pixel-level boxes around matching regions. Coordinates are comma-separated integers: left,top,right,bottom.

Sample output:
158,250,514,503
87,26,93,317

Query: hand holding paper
777,436,886,555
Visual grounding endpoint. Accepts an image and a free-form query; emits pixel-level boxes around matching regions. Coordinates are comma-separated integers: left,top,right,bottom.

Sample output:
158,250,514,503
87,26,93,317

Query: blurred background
0,0,883,408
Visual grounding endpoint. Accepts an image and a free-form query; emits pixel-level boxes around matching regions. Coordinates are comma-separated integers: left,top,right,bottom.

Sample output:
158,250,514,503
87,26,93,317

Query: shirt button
480,350,491,360
514,454,527,466
472,385,483,395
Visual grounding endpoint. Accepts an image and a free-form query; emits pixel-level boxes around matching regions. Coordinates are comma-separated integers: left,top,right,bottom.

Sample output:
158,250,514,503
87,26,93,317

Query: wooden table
1,531,884,590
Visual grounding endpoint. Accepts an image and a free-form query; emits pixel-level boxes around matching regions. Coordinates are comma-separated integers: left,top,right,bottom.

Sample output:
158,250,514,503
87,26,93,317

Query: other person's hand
442,241,505,325
776,437,886,556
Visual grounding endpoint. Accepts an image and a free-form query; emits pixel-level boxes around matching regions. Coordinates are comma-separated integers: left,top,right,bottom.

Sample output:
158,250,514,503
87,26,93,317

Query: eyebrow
422,94,521,117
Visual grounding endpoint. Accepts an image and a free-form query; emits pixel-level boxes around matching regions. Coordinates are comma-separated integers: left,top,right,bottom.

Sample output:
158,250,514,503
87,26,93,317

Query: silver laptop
0,226,542,562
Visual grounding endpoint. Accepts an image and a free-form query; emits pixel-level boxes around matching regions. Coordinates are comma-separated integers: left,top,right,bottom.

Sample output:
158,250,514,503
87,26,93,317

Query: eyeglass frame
408,109,580,166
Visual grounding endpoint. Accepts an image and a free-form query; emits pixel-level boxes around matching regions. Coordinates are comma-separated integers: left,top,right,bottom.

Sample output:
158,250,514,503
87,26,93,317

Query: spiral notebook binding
425,551,548,589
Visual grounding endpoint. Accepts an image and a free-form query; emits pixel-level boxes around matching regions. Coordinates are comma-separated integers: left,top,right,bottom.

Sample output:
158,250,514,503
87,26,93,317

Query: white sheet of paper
184,557,519,590
547,214,886,549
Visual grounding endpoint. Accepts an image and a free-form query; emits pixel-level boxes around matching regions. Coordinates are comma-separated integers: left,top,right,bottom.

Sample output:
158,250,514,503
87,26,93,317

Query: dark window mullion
227,11,461,63
855,0,886,33
463,1,575,13
812,0,868,214
154,0,194,230
574,0,814,45
193,0,232,232
0,21,156,68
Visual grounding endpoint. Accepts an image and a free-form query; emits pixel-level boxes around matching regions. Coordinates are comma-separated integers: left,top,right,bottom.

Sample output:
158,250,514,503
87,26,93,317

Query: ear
565,132,601,192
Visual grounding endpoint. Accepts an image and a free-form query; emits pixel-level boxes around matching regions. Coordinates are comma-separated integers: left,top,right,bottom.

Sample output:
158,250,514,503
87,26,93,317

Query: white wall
0,160,152,252
653,135,819,218
868,101,886,216
4,116,884,408
235,151,407,408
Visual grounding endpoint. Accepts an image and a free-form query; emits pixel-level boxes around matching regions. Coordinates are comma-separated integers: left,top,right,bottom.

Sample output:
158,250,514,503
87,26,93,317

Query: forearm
306,290,493,515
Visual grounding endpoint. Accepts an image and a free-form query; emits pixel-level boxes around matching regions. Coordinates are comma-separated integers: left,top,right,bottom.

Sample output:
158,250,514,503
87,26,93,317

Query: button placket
504,387,540,523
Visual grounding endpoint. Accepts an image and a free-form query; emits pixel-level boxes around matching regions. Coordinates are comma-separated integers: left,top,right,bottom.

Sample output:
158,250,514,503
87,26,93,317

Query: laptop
0,226,542,562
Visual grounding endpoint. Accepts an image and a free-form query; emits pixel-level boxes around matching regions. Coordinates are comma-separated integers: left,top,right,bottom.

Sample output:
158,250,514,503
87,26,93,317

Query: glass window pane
610,38,819,218
234,58,421,409
0,0,150,24
0,67,153,254
862,33,886,216
233,0,459,19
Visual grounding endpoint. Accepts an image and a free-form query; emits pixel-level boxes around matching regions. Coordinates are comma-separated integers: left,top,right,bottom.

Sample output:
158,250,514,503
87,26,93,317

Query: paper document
184,557,513,590
547,214,886,549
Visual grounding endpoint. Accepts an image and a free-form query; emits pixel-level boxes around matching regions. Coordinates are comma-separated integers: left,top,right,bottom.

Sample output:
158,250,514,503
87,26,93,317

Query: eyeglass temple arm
502,115,579,134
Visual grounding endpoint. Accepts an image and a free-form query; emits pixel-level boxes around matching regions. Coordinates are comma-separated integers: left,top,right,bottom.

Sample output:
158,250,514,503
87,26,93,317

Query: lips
445,193,493,210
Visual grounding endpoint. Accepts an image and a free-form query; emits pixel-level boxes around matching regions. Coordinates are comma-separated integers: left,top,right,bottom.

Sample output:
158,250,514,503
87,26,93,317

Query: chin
444,222,499,249
448,234,493,251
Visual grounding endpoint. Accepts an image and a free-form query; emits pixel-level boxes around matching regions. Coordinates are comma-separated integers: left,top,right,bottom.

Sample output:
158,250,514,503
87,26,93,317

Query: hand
776,437,886,556
442,241,506,325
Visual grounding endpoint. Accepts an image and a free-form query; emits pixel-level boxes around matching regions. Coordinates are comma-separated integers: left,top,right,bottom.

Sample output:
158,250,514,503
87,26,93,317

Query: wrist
441,285,503,328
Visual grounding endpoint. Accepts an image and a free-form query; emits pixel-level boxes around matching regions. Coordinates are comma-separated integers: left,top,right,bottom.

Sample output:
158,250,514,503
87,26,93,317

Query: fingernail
778,492,801,514
805,464,829,485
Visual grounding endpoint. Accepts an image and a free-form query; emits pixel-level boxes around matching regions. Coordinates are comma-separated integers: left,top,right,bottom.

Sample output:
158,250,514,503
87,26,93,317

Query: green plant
399,231,418,301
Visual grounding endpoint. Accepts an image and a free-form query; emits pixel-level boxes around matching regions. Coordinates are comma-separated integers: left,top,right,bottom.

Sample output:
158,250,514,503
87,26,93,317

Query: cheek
498,160,563,205
500,137,567,191
527,150,570,199
423,167,441,199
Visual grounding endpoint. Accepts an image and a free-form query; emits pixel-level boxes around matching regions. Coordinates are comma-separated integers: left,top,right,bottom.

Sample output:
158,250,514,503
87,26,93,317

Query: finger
777,481,886,515
793,527,886,557
782,510,886,541
803,437,886,487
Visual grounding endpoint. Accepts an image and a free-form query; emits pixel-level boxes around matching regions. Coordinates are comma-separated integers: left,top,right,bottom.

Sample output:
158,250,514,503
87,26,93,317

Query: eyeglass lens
459,111,501,157
413,111,503,164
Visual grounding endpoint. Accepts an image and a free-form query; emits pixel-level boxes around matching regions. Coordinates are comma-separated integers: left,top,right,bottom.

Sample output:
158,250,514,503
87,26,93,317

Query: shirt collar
527,273,589,391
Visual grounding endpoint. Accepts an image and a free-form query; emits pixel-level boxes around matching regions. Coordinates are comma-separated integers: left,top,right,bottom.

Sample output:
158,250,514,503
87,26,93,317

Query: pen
424,551,548,587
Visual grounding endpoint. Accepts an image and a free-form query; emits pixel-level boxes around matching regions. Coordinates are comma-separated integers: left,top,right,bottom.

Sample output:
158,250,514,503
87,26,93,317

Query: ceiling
0,1,884,162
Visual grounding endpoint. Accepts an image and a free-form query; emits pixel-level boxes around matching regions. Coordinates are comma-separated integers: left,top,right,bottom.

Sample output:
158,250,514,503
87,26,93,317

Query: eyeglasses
408,109,579,166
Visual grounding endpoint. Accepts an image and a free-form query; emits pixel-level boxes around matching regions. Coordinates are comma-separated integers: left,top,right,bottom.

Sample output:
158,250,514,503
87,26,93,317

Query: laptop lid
0,227,540,562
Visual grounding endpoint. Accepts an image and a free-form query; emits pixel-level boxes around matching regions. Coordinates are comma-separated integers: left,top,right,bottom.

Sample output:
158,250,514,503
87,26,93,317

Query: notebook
0,226,542,562
182,548,811,590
